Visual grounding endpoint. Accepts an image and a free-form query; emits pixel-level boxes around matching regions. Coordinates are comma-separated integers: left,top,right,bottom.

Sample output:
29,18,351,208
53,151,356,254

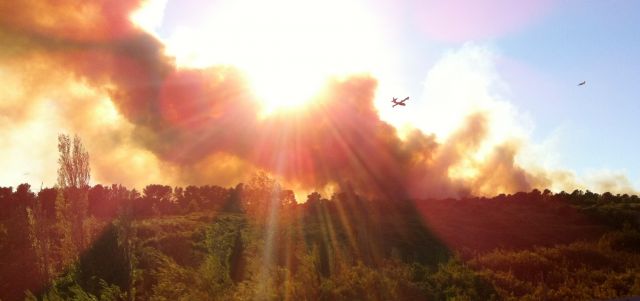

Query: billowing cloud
0,0,636,199
0,1,143,42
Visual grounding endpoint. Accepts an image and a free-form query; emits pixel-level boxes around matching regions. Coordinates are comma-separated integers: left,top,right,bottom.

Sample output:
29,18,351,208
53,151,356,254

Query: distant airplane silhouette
392,96,409,108
578,81,586,86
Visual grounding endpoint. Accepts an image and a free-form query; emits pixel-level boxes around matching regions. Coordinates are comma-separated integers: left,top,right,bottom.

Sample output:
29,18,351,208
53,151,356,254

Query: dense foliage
1,178,639,300
2,136,639,300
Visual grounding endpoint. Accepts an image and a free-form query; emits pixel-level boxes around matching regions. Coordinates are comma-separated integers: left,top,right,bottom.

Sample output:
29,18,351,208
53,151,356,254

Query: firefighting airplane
391,96,409,108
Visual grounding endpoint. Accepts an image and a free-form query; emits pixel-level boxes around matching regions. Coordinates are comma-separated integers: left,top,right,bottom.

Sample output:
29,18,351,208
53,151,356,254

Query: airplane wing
392,96,409,107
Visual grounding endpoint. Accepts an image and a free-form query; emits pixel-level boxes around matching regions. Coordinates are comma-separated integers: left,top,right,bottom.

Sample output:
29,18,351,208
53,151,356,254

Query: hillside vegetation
1,178,640,300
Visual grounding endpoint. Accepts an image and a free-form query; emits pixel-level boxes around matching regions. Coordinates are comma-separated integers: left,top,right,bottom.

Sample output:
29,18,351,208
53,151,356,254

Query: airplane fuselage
391,96,409,108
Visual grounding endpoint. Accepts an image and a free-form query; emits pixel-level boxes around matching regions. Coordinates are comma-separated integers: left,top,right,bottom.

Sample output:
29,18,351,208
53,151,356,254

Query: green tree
57,134,90,189
54,187,76,270
114,206,138,301
54,134,92,268
143,185,173,215
27,206,54,282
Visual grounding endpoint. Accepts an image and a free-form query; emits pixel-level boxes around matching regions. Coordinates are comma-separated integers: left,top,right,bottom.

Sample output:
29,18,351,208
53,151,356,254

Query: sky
494,1,640,183
0,0,638,198
138,0,640,191
362,0,640,187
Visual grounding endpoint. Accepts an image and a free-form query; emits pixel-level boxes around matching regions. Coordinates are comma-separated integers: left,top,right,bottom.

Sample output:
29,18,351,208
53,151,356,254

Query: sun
145,0,393,115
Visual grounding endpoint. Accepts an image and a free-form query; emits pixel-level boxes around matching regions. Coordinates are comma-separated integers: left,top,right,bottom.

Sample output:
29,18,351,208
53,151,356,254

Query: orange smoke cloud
0,1,143,42
5,0,624,198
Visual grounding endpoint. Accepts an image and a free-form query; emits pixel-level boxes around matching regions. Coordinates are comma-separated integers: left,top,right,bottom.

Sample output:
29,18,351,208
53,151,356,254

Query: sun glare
160,0,392,114
130,0,168,34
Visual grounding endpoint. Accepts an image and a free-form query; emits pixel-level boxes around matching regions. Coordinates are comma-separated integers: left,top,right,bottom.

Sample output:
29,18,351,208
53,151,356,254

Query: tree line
1,134,640,300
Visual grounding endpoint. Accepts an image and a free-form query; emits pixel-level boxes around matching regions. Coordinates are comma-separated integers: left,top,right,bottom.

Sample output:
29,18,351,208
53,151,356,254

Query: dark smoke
0,0,550,198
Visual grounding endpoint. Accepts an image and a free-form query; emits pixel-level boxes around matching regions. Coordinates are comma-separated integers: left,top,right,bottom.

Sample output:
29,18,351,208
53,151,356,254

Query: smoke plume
0,0,635,198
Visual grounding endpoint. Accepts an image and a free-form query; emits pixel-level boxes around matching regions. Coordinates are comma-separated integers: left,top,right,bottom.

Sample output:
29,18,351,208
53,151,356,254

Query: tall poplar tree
54,134,91,265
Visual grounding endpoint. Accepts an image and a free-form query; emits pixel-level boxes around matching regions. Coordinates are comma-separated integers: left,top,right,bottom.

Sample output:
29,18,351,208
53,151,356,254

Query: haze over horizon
1,0,638,198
